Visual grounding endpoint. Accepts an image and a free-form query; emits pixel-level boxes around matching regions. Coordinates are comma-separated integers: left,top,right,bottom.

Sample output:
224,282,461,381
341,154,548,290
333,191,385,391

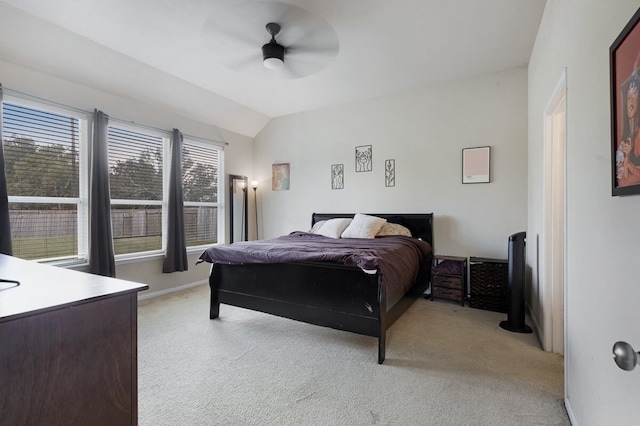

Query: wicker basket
469,257,508,313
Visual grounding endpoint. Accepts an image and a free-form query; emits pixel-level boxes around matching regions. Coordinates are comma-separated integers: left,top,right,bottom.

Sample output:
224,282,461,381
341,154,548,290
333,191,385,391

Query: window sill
115,251,165,265
38,247,209,269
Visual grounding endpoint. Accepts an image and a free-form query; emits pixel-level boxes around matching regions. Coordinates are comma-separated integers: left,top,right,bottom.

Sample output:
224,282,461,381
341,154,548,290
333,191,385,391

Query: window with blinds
182,139,223,247
2,94,225,262
108,126,165,255
2,101,87,261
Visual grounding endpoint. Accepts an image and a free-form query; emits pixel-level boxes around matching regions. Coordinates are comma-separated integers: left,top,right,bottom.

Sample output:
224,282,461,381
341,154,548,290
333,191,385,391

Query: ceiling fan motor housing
262,40,285,63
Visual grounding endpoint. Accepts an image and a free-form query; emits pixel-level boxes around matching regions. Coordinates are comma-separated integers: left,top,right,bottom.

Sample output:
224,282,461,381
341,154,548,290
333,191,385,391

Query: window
182,138,224,248
1,93,225,262
2,100,88,262
107,127,225,256
108,126,165,256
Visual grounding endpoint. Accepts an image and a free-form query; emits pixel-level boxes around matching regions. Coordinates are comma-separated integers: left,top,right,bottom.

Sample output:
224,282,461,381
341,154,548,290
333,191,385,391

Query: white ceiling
0,0,546,138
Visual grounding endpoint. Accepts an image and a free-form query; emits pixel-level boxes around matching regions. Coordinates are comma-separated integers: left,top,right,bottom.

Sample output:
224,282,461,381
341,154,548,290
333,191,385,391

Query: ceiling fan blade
202,16,256,48
286,44,338,57
285,49,336,67
282,22,338,49
225,53,263,72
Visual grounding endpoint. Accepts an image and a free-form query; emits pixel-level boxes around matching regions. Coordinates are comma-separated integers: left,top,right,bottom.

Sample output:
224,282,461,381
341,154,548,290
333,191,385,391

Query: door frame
542,69,568,357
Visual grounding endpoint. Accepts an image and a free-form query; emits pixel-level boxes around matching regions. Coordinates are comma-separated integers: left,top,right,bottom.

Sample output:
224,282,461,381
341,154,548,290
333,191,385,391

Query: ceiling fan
262,23,285,70
203,1,339,79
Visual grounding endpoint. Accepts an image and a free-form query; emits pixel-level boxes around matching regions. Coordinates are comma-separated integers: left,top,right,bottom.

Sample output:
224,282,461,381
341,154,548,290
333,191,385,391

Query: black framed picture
611,6,640,196
385,159,395,187
355,145,372,172
331,164,344,189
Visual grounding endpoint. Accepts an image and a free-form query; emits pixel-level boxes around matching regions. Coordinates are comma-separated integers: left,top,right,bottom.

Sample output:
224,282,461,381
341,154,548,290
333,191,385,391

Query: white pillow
315,218,352,238
341,214,387,239
309,220,326,233
376,222,412,237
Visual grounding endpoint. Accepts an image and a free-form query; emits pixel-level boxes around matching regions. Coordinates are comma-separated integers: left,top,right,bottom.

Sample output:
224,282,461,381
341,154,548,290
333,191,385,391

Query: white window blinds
108,126,164,255
182,139,223,247
2,101,86,261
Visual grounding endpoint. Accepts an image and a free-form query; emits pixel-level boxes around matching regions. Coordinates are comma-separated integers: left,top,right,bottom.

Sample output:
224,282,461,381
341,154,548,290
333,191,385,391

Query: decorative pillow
315,218,352,238
309,220,326,234
341,214,387,239
376,222,412,237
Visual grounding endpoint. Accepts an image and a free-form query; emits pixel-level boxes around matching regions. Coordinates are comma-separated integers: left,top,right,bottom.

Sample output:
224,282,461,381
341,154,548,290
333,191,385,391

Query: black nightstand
431,255,467,306
469,257,508,312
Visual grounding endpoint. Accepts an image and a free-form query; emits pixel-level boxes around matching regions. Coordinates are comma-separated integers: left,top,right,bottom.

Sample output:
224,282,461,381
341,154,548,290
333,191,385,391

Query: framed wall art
331,164,344,189
611,6,640,196
355,145,372,172
385,159,395,187
272,163,290,191
462,146,490,184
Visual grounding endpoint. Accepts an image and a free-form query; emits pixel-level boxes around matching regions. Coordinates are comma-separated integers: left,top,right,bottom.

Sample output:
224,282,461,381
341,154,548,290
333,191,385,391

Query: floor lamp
251,181,258,240
239,180,247,241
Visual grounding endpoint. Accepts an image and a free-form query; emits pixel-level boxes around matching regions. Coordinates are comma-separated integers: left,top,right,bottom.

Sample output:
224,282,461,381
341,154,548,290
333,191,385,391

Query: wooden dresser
0,254,148,426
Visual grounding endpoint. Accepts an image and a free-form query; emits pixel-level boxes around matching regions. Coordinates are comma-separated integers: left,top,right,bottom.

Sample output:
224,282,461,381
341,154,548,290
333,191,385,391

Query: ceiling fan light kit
263,56,284,69
262,22,285,69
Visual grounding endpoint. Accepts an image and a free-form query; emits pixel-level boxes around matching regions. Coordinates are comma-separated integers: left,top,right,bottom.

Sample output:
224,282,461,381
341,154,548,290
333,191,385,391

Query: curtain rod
108,116,228,146
2,86,228,146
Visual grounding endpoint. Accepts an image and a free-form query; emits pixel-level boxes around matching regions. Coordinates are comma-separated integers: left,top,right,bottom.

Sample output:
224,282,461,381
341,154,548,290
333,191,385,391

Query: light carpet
137,284,570,425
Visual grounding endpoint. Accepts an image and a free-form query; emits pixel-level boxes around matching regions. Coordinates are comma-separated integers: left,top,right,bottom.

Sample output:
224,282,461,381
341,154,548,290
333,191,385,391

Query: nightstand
431,255,467,306
469,257,508,312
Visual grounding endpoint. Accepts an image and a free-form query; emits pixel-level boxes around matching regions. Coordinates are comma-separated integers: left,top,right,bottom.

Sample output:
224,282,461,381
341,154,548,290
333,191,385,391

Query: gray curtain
89,109,115,277
0,84,12,255
163,128,188,272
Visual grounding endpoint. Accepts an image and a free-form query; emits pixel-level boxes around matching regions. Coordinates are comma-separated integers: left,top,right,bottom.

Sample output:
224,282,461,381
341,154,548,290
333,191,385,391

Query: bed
198,212,433,364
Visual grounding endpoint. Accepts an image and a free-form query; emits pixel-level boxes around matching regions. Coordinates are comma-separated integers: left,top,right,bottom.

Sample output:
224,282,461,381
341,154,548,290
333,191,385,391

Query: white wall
529,0,640,423
0,58,254,296
254,69,529,259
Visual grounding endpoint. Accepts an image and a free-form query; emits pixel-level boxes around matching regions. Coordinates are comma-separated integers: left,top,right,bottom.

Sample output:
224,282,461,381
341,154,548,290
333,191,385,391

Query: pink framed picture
462,146,490,184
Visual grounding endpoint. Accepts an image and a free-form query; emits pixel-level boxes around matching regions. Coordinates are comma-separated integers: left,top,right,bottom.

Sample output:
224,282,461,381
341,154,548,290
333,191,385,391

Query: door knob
613,341,640,371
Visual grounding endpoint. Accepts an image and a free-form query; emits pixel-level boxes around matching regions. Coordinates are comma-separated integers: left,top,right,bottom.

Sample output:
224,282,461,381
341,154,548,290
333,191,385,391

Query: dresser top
0,254,148,322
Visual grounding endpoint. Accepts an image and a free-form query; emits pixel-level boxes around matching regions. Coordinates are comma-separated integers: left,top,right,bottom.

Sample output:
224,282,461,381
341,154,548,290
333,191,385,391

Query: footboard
209,261,389,362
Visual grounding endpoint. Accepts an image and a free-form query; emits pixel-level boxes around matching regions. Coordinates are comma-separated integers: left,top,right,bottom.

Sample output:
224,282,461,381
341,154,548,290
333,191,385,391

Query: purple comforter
199,232,432,307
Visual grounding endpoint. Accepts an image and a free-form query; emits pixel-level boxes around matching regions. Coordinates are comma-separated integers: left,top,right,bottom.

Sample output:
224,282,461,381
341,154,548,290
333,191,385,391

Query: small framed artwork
610,6,640,196
272,163,290,191
462,146,490,184
385,159,395,187
355,145,372,172
331,164,344,189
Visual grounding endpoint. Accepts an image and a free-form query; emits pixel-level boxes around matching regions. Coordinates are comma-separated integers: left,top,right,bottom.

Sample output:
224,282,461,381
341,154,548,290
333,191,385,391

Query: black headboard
311,213,434,250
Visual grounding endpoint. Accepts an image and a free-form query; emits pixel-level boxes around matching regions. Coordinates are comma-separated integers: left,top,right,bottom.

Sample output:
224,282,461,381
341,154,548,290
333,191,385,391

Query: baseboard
565,396,578,425
137,280,208,301
526,303,545,349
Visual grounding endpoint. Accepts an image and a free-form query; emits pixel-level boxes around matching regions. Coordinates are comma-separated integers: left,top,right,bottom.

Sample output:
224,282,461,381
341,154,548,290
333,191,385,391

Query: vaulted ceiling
0,0,546,137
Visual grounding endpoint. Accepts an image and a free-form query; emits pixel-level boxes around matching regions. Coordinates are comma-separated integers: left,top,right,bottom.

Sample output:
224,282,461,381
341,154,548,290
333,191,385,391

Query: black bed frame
209,213,433,364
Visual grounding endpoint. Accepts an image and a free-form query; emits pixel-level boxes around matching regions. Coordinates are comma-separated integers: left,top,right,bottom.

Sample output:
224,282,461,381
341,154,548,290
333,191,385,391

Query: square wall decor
462,146,490,184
